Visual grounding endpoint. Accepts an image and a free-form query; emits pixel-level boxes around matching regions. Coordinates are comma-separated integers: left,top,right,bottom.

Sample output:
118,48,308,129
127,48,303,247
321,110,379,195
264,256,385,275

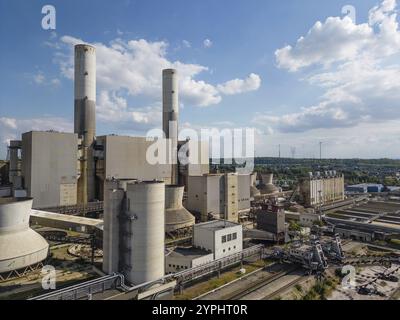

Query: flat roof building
193,220,243,260
165,247,213,274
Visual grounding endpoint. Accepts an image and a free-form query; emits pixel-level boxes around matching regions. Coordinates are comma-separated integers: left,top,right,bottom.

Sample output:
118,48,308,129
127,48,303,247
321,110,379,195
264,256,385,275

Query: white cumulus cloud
217,73,261,95
203,38,213,48
262,0,400,135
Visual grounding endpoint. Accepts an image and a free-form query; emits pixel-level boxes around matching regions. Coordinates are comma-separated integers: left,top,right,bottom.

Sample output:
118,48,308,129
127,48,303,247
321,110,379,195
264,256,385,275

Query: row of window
222,232,237,243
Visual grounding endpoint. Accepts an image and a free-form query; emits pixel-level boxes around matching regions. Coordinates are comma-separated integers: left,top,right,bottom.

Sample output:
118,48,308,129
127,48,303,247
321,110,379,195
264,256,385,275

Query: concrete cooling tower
250,172,260,198
0,198,49,275
259,173,279,195
165,185,195,233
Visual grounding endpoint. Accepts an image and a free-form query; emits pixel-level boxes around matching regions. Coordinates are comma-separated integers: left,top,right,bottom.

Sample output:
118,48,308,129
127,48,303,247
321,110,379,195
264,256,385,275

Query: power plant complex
2,42,399,302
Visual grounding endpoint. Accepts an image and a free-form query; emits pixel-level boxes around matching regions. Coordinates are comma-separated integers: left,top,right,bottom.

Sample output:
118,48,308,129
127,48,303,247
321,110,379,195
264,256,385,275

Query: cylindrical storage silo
124,181,165,285
102,180,125,274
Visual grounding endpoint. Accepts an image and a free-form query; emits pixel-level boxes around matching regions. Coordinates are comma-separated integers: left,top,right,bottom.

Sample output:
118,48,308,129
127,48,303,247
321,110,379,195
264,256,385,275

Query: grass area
174,260,270,300
301,277,339,300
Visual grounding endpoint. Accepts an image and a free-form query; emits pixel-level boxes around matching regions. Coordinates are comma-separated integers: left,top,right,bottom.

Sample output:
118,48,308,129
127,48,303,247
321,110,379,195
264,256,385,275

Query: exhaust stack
74,44,96,203
162,69,179,185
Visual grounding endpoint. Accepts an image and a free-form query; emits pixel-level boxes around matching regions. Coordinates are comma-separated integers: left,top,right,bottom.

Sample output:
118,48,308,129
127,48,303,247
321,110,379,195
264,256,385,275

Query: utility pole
319,142,322,161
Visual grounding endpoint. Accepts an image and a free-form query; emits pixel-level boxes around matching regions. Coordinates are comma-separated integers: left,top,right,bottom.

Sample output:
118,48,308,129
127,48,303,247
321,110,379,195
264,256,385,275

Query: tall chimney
74,44,96,203
162,69,179,185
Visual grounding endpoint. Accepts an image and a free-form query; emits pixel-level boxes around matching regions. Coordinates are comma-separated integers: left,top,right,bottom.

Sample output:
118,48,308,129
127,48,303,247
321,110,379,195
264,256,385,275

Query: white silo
0,198,49,274
165,185,195,232
102,180,125,274
123,181,165,284
162,69,179,185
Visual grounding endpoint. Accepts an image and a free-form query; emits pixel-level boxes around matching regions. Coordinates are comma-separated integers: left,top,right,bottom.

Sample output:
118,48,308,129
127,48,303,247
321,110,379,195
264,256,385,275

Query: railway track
222,266,300,300
262,276,305,300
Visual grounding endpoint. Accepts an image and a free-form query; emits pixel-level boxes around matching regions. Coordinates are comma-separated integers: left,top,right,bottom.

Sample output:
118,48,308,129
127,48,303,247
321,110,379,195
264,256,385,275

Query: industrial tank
0,198,49,274
165,185,195,232
123,181,165,284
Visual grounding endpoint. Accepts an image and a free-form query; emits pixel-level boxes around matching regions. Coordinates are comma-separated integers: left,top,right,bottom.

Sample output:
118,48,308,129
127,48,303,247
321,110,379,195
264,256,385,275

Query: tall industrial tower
74,44,96,203
162,69,179,185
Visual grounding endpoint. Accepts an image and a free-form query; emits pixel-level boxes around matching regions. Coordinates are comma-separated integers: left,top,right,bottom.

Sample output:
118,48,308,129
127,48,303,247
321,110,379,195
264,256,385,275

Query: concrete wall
96,136,172,199
186,175,223,221
237,174,251,212
193,224,215,252
300,174,345,207
165,252,214,274
257,210,285,234
187,173,250,222
21,131,78,208
214,225,243,260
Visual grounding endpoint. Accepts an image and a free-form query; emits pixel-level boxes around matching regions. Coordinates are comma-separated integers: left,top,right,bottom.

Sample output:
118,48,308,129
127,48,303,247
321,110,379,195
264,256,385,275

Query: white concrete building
21,131,79,208
299,171,345,208
193,220,243,260
165,247,213,274
186,173,251,223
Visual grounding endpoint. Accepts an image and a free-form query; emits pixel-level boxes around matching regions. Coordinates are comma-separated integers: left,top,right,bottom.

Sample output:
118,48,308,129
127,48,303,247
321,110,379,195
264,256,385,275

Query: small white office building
193,220,243,260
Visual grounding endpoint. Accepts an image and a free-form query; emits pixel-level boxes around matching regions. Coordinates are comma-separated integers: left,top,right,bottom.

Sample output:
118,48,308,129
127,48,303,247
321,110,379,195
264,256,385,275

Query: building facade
299,171,345,208
193,220,243,260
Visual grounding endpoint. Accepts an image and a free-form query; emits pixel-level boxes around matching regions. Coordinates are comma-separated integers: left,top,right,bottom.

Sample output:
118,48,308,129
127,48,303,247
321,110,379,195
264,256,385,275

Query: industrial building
255,201,286,243
165,247,213,274
325,200,400,241
299,171,345,208
193,220,243,260
95,135,172,199
165,219,244,274
0,198,49,277
21,131,79,208
186,173,251,223
346,183,385,194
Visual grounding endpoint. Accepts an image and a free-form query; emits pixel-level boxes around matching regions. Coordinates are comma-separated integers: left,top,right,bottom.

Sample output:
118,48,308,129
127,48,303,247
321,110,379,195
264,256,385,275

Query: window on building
232,233,237,240
234,246,236,249
222,235,227,243
227,234,232,241
223,249,226,253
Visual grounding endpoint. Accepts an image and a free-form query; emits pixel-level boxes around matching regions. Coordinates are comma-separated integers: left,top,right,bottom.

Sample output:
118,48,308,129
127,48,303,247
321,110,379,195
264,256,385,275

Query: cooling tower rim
166,184,185,189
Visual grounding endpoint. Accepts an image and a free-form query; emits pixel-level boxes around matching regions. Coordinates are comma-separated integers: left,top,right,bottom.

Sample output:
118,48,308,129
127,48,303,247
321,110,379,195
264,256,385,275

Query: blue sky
1,0,400,159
